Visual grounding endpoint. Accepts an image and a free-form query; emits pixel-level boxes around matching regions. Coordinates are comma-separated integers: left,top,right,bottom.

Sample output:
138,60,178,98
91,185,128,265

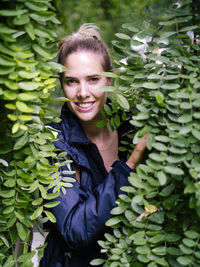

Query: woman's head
57,23,112,84
58,24,112,125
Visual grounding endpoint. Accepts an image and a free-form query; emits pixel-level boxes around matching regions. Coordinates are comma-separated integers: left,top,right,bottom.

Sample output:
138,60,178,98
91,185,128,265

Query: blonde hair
58,23,101,49
57,23,112,83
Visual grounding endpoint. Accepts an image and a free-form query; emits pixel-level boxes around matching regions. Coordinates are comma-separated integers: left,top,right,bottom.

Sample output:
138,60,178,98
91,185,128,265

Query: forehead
64,51,104,76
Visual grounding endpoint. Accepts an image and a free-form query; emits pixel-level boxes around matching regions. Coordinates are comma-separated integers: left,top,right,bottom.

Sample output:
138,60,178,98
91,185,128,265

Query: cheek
63,87,75,100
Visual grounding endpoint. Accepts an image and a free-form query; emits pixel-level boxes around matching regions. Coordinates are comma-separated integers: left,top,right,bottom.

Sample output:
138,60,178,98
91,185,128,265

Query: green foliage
95,0,200,266
54,0,172,44
0,0,74,265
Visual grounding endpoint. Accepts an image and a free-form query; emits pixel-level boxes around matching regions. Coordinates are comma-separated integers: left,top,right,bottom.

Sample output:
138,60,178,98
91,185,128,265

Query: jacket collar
61,103,91,146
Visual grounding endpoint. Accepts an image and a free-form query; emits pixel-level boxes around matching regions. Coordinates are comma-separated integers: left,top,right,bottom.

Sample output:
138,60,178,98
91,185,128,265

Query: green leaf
131,39,143,46
182,238,196,247
149,212,164,224
0,190,15,198
17,251,35,263
136,245,150,254
116,94,130,110
44,201,60,208
43,210,56,223
16,101,33,113
179,25,198,32
137,254,149,263
164,166,184,175
106,217,121,227
122,23,139,32
179,244,193,255
18,70,39,79
152,246,166,256
135,113,149,120
167,247,182,256
154,257,168,266
111,205,127,215
143,82,160,89
149,153,165,162
18,93,37,101
0,9,27,16
32,43,51,58
30,11,55,22
0,55,16,66
192,129,200,140
96,120,107,128
152,142,168,152
155,91,164,104
24,23,35,40
161,83,180,90
146,133,155,150
0,23,17,34
169,146,187,154
115,33,131,40
101,72,118,78
14,132,28,150
32,198,43,206
90,259,105,265
0,159,9,167
3,255,15,267
184,230,199,239
165,233,181,242
167,155,185,164
48,61,66,72
149,234,164,244
180,102,192,109
157,171,167,185
0,66,15,75
5,80,18,90
160,31,176,39
3,206,14,214
100,86,116,92
3,90,17,100
0,234,9,247
25,2,48,11
13,13,30,25
177,256,192,265
31,206,43,220
16,222,27,241
178,114,192,123
19,81,42,91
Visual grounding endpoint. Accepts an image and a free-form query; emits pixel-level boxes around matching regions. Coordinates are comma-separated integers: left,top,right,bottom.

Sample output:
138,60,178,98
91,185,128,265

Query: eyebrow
64,74,101,80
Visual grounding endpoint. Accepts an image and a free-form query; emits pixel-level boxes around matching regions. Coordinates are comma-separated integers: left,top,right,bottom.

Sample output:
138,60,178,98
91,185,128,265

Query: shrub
0,0,74,265
92,0,200,266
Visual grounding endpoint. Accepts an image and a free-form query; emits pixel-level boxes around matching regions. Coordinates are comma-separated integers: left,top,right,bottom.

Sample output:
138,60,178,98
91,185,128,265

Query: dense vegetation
1,0,200,266
90,0,200,266
0,0,74,266
54,0,172,44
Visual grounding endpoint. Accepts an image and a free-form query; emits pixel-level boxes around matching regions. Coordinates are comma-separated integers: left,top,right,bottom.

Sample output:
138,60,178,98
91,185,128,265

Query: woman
40,23,147,267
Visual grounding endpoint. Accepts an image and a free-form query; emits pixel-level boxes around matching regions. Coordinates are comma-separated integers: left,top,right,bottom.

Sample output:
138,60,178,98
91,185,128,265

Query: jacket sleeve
49,160,132,250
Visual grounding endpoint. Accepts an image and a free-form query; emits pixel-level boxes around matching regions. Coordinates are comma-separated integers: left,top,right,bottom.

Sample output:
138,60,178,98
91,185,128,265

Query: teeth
78,103,93,108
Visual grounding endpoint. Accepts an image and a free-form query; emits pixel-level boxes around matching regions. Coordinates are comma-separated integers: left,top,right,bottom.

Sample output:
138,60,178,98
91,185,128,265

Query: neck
81,120,108,141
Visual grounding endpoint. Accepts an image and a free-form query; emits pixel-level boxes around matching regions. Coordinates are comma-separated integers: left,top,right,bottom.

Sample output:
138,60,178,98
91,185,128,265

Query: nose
77,81,89,98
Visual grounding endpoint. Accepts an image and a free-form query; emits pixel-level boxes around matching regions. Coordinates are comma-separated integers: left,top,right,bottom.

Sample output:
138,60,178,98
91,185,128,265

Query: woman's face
63,51,111,124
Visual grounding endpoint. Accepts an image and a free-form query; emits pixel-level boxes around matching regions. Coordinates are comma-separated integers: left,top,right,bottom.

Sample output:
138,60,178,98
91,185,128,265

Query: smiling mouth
75,102,95,110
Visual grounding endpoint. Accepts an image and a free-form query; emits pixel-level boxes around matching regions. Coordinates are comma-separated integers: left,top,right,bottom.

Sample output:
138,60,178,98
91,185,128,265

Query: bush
0,0,74,265
92,0,200,266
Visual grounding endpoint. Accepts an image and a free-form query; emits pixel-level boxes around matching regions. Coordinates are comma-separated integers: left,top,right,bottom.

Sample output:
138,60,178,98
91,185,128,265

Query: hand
126,132,148,170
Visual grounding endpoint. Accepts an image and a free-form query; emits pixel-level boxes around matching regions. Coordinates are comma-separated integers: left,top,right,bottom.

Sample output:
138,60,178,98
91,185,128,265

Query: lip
75,101,95,111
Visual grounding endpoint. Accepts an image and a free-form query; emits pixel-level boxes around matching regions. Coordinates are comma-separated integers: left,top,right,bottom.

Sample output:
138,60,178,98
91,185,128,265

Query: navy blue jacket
40,103,134,267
